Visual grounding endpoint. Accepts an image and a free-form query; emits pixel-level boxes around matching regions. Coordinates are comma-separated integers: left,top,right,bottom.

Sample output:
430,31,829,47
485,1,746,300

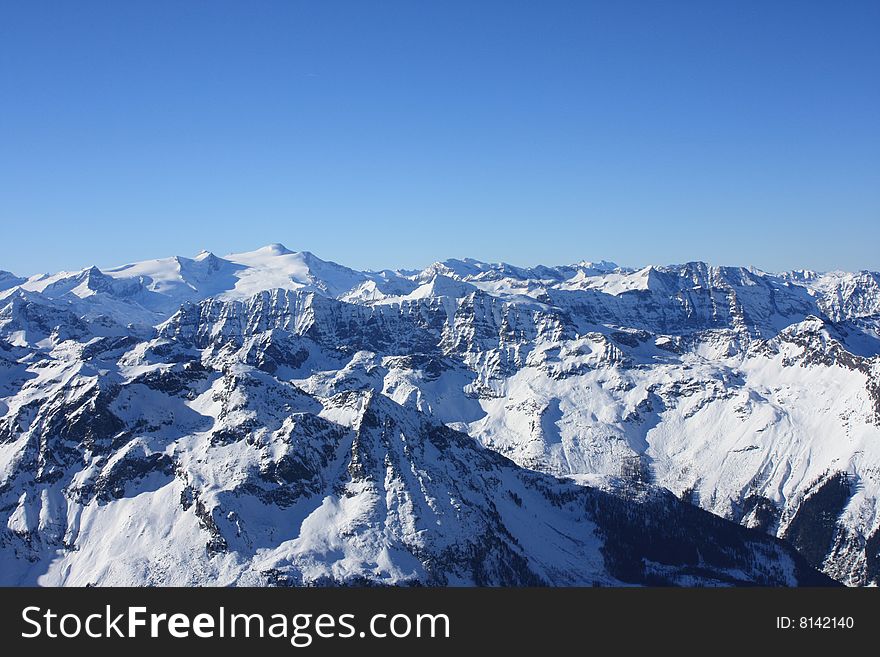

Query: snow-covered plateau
2,244,878,586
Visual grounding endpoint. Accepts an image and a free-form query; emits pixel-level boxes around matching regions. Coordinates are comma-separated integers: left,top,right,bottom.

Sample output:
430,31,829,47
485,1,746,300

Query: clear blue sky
1,1,878,276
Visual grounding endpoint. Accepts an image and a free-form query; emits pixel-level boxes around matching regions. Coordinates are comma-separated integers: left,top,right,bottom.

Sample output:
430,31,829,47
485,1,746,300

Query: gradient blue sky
1,0,878,276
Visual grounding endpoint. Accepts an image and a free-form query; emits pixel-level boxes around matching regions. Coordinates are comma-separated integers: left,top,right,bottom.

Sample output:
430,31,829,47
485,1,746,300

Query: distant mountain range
2,244,878,585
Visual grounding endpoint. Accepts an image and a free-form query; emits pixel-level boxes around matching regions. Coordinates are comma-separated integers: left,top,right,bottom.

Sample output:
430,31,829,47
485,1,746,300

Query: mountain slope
0,362,830,586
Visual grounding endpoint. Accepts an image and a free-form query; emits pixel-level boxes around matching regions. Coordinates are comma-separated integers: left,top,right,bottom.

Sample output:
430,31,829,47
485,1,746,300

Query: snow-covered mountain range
2,243,878,585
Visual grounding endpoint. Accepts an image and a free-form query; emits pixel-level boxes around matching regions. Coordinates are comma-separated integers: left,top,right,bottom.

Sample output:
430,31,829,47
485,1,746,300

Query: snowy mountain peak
255,242,294,256
575,259,619,273
0,271,26,294
406,274,478,301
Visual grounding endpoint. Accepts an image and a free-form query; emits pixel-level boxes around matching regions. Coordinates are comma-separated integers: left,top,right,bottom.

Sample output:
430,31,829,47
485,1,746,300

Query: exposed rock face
1,246,878,585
